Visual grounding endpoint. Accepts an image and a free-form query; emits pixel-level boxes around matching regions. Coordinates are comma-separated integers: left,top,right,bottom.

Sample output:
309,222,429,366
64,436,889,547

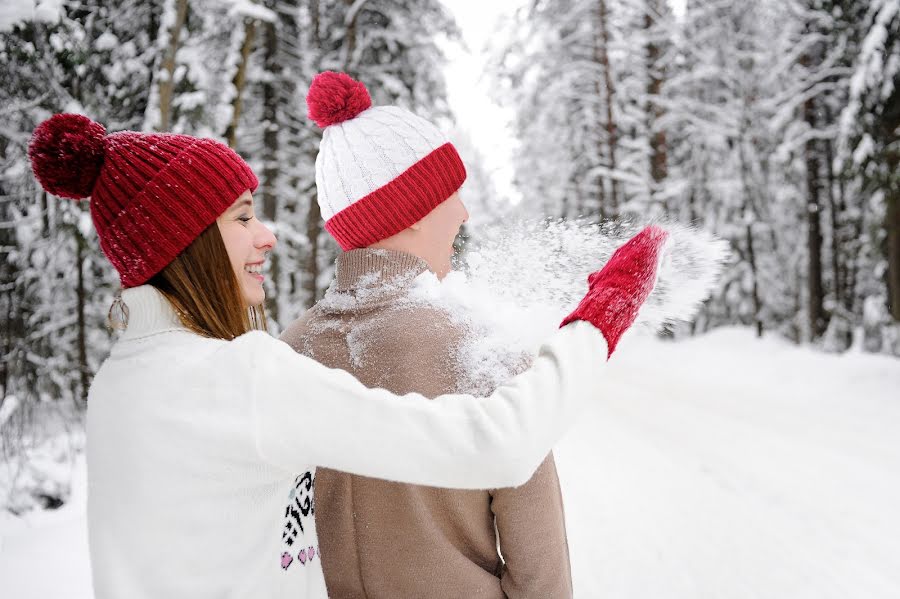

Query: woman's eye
238,215,253,223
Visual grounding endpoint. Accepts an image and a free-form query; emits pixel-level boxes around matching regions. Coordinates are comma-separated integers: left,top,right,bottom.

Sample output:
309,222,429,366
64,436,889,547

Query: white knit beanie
306,71,467,250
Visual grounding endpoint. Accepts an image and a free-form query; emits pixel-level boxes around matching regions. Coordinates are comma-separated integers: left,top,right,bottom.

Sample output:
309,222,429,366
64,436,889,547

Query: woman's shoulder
105,329,287,376
223,330,323,376
227,329,300,358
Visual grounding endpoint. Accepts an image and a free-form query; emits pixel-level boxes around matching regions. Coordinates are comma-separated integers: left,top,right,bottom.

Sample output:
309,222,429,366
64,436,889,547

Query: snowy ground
2,327,899,598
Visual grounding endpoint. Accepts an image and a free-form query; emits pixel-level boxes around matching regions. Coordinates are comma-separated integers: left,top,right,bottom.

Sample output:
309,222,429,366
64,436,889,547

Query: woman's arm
243,321,605,490
247,225,667,489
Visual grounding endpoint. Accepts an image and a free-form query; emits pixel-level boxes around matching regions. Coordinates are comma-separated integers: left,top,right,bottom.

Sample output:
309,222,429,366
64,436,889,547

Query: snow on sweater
280,249,573,598
85,285,606,598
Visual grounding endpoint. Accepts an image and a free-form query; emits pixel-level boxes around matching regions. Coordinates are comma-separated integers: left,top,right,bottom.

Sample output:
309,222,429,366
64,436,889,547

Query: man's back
281,249,572,599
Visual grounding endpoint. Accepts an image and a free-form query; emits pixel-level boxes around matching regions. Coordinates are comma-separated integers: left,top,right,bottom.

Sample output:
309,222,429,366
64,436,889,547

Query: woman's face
216,190,277,306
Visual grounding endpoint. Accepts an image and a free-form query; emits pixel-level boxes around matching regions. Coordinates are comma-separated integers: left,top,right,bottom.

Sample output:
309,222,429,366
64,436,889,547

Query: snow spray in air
417,219,730,344
405,219,730,393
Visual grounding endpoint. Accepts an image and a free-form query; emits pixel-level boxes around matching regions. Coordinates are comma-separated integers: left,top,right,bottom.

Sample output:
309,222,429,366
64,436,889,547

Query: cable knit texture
29,114,258,288
309,72,467,249
324,143,466,250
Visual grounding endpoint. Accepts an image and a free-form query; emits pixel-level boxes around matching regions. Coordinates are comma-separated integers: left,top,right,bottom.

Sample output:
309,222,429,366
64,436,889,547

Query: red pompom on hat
29,113,107,199
307,71,372,127
28,114,258,288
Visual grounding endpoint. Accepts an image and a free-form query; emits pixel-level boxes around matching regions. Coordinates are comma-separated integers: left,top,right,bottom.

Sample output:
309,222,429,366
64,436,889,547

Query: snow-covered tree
0,0,462,510
836,0,900,352
491,0,899,354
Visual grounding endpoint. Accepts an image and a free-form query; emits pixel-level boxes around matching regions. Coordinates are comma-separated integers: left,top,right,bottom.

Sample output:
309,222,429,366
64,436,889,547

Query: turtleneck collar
334,249,430,291
320,249,432,313
118,285,190,340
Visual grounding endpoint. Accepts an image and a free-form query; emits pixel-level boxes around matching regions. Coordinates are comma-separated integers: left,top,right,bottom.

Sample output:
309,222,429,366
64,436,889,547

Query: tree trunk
0,182,13,401
888,190,900,321
40,191,50,237
342,0,358,69
75,231,89,406
799,25,827,339
644,6,667,209
261,16,281,325
594,0,620,220
737,127,763,337
225,19,258,148
158,0,189,132
311,0,321,43
881,90,900,321
302,0,324,307
745,223,763,338
303,177,322,307
261,15,279,221
1,286,11,403
804,96,827,339
823,131,843,311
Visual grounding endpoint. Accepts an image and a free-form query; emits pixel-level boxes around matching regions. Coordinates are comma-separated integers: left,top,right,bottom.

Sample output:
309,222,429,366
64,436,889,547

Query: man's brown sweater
280,249,572,599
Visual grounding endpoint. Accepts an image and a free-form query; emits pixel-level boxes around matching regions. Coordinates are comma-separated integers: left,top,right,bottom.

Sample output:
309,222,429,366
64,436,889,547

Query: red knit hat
28,114,258,288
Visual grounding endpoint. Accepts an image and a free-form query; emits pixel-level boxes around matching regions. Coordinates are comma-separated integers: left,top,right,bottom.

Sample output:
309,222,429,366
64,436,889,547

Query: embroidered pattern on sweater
281,546,319,570
280,470,316,570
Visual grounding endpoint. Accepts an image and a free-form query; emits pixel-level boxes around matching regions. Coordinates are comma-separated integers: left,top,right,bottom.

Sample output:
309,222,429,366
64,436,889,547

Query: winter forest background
0,0,899,584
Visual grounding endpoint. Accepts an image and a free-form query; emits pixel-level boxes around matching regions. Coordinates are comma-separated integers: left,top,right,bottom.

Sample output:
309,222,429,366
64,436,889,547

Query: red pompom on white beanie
306,71,467,250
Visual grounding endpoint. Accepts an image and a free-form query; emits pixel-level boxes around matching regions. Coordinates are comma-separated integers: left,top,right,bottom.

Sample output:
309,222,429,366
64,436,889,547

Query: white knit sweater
86,285,606,598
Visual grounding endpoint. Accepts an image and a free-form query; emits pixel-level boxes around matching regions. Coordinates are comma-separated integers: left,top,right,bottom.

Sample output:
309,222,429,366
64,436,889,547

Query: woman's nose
256,220,277,250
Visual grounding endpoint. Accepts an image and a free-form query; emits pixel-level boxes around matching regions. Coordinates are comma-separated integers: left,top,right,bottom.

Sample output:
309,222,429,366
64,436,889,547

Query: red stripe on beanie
324,143,466,251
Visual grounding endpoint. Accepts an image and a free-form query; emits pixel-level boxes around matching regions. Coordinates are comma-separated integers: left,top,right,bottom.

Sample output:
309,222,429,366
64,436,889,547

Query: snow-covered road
2,328,899,598
558,328,900,598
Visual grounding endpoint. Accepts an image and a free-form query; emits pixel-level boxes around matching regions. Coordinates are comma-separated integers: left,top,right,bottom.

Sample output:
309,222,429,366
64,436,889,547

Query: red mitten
561,225,669,358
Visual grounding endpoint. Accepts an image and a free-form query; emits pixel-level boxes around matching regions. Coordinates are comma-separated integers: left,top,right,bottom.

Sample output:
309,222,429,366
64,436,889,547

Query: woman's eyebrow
231,198,253,210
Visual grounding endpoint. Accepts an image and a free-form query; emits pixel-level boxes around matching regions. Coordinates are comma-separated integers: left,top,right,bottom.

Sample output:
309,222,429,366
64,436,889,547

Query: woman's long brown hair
148,222,266,340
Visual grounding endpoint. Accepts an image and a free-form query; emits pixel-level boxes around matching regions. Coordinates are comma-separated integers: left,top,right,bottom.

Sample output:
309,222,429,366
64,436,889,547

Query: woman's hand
561,225,669,358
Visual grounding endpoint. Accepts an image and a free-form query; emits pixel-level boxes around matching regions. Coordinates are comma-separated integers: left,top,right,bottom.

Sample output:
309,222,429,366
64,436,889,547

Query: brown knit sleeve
492,452,573,599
